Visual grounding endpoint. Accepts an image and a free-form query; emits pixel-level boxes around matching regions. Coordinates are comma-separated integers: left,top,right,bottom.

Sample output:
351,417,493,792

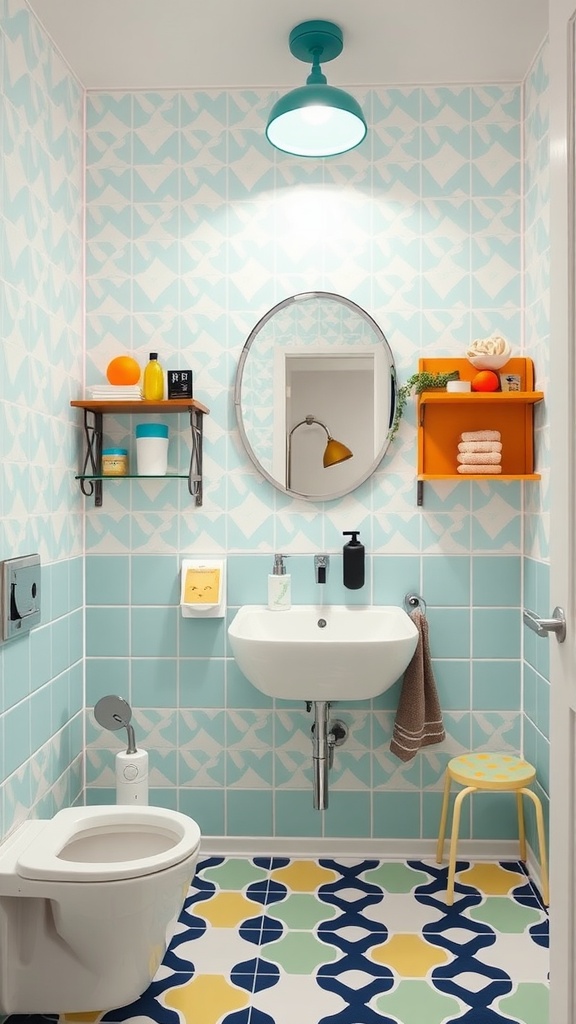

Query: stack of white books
86,385,143,400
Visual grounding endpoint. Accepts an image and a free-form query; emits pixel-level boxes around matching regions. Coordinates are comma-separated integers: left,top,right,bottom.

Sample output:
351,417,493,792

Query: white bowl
468,352,511,371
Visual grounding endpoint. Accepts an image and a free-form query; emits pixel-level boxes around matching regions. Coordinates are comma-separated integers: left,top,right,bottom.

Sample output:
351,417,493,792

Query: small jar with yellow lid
101,448,129,476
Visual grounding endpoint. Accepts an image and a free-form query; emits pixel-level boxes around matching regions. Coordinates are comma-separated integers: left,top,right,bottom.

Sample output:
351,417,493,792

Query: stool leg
446,786,476,906
521,788,550,907
516,791,527,862
436,769,452,864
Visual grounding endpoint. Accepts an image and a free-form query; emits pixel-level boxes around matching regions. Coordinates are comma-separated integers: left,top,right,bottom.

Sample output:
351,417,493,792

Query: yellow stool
436,752,549,907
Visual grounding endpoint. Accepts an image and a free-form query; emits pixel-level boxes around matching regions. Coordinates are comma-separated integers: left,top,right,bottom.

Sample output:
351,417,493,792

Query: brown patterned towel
390,610,445,762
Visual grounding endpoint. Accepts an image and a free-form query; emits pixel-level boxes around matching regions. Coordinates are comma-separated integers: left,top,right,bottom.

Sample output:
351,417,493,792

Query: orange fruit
106,355,141,386
471,370,500,392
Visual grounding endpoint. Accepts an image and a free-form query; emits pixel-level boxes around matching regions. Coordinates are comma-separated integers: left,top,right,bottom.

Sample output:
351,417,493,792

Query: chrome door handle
523,607,566,643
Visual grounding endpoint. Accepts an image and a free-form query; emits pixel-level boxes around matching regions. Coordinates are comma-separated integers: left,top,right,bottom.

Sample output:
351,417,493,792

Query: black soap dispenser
342,531,365,590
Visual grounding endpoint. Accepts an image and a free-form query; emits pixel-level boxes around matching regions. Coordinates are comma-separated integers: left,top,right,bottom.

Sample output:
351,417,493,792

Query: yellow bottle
143,352,164,400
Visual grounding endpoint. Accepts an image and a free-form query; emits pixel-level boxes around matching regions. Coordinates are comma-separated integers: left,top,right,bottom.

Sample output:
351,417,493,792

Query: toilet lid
17,806,201,882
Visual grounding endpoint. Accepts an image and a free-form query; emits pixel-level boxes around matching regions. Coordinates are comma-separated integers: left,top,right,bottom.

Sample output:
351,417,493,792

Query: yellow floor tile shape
458,862,525,896
370,933,450,977
270,859,337,891
193,891,262,927
164,975,249,1024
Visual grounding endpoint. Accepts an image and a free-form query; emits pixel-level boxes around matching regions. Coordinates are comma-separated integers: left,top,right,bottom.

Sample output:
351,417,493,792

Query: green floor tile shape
373,979,464,1023
260,931,340,974
200,858,268,889
467,895,544,933
496,982,549,1023
363,861,431,892
7,856,548,1024
267,893,339,929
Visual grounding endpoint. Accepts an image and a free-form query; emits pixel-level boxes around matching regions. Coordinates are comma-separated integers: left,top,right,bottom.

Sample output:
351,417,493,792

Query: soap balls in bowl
466,335,511,371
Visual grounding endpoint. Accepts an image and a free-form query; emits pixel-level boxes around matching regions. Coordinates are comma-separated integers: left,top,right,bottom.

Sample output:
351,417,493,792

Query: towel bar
404,592,426,615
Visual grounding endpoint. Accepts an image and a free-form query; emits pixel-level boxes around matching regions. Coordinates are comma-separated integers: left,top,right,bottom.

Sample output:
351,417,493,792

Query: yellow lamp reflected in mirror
287,414,353,490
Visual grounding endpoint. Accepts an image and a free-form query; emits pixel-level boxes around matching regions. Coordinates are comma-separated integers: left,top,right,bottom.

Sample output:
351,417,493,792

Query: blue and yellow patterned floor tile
5,857,549,1024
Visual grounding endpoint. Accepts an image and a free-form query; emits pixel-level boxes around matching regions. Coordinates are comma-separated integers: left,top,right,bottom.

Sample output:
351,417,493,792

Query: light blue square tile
227,554,270,605
536,674,550,739
179,788,225,834
226,659,273,709
51,618,70,679
179,658,225,708
324,791,371,838
180,618,226,658
373,556,420,605
30,686,52,750
373,791,421,839
4,699,31,776
472,556,521,606
472,660,521,711
149,788,179,810
422,556,470,606
472,609,521,659
86,555,129,605
426,608,470,659
50,560,70,621
274,790,323,837
423,789,470,839
472,792,520,840
132,658,178,706
3,634,31,708
86,608,130,657
433,660,471,711
131,555,179,605
86,658,130,705
226,790,273,836
131,607,178,657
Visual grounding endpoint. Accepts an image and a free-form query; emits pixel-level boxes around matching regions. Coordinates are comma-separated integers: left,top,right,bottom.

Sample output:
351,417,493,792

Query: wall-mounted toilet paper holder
94,695,149,804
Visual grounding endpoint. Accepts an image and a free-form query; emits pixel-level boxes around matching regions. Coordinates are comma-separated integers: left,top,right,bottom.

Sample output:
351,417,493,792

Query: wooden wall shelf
416,357,543,505
70,399,209,507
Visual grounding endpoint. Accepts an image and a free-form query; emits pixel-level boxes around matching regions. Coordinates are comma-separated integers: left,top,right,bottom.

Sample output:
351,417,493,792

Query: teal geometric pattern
0,0,550,858
4,855,546,1023
81,66,544,838
0,0,85,837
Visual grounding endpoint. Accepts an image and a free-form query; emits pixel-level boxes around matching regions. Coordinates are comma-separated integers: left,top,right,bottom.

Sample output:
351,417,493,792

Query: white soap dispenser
268,553,291,611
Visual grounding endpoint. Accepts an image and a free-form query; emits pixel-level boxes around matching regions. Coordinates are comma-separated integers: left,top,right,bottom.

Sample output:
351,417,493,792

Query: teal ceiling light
266,20,367,158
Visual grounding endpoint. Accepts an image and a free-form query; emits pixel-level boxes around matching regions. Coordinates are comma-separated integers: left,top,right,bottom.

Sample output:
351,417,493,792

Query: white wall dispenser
181,558,226,618
94,695,149,805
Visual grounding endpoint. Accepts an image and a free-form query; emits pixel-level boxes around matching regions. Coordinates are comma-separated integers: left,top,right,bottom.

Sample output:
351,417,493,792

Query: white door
549,0,576,1019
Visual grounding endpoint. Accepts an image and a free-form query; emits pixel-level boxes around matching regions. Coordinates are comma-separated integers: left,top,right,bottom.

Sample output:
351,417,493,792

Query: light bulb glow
301,104,332,126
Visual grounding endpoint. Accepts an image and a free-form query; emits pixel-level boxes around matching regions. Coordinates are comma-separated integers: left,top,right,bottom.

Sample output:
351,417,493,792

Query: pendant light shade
266,21,367,158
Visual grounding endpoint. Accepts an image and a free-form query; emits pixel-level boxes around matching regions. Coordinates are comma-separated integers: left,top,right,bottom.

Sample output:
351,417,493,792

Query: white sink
228,604,419,701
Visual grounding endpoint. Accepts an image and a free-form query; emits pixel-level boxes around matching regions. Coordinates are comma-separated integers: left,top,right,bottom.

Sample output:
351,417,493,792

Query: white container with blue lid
135,423,169,475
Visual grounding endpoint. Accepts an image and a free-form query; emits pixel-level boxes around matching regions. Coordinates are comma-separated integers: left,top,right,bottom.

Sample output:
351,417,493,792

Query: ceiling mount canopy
266,20,367,158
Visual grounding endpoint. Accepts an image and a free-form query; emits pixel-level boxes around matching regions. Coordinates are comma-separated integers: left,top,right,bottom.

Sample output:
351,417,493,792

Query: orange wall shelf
416,357,544,505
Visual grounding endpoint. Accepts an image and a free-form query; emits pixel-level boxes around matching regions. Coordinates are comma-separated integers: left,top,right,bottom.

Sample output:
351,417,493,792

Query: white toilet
0,804,201,1014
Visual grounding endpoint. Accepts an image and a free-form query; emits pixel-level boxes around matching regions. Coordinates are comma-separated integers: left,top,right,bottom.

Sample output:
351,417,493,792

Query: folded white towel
457,451,501,465
458,441,503,453
457,464,502,474
461,430,501,442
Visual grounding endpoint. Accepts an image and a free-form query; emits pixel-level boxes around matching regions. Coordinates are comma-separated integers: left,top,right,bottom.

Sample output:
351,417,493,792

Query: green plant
388,369,460,443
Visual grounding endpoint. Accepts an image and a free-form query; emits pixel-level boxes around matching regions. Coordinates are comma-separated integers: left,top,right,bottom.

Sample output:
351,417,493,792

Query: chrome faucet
314,554,329,584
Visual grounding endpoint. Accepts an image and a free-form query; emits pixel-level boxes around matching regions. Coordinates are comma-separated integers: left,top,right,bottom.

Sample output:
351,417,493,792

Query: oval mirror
234,292,396,500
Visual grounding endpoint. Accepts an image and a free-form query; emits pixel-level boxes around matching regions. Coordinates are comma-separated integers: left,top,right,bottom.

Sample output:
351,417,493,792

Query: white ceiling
27,0,548,90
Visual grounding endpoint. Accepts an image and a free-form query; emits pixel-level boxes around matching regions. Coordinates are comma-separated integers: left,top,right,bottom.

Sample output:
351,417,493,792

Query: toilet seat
16,805,201,882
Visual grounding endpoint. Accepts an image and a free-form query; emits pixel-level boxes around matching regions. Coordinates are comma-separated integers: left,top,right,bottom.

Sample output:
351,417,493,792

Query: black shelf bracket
80,409,103,507
417,480,424,506
188,406,203,507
